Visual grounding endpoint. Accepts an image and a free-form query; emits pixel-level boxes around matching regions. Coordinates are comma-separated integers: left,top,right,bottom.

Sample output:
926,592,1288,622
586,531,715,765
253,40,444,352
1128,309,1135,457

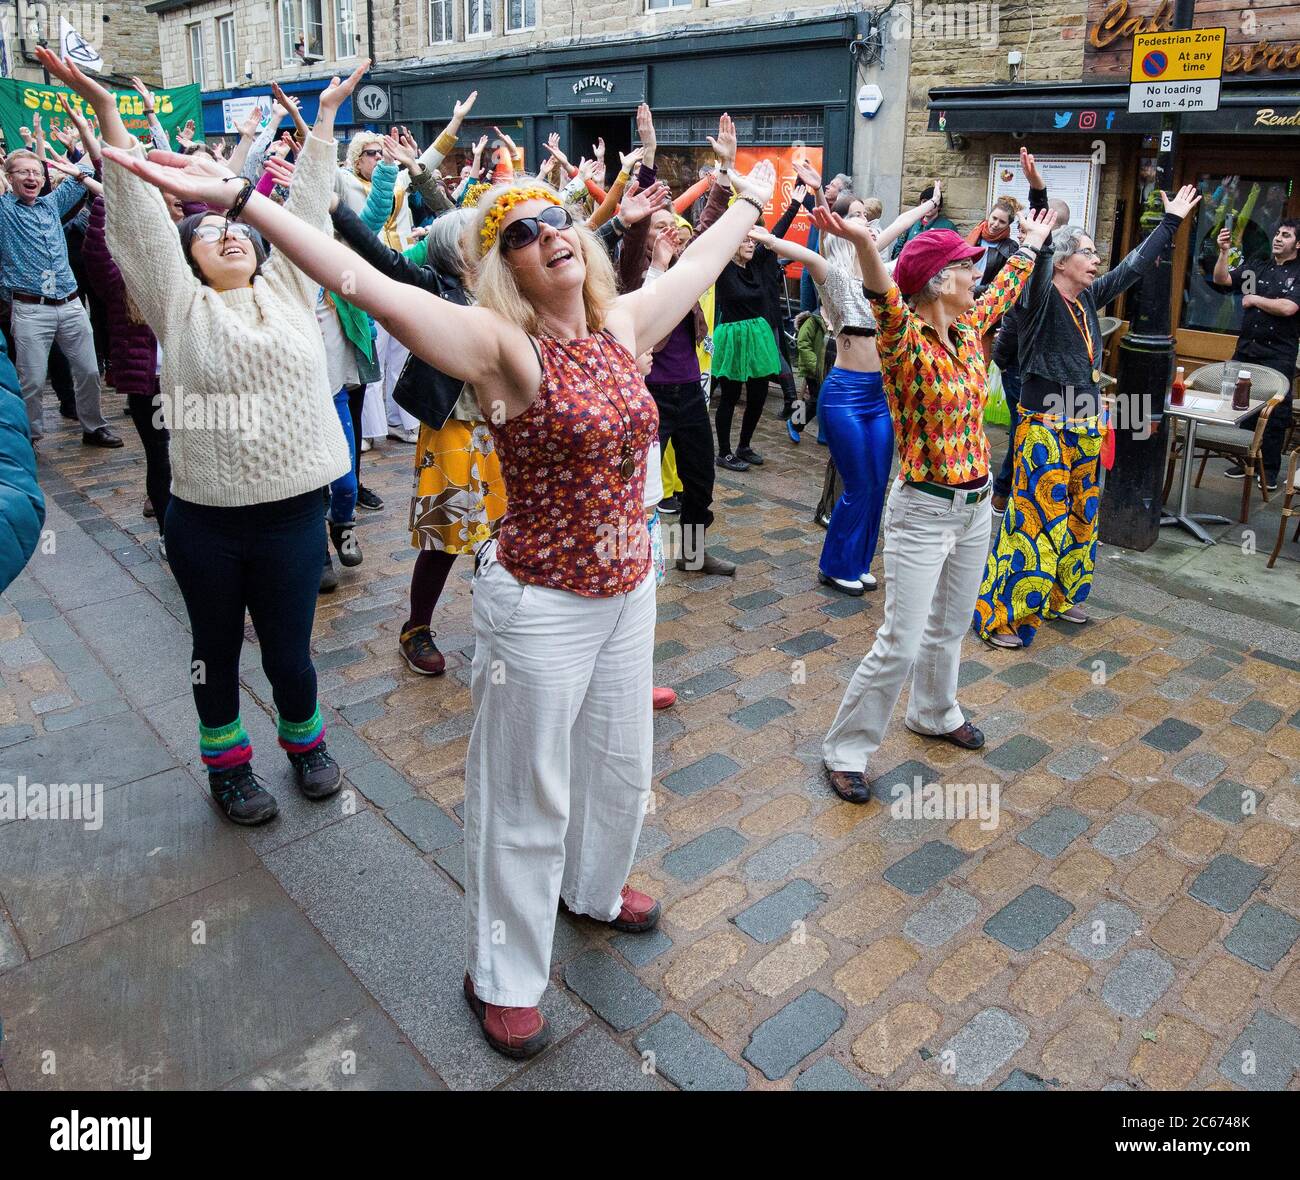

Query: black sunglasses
501,205,573,251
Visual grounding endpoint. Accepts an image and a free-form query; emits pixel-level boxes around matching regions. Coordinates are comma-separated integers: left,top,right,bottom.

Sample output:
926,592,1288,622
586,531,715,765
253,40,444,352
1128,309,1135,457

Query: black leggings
715,377,769,455
165,490,324,729
126,393,172,533
405,548,458,631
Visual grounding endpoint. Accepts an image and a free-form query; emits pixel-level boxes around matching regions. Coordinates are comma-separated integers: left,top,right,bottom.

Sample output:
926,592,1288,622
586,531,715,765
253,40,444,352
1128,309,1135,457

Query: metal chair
1267,449,1300,568
1163,361,1292,517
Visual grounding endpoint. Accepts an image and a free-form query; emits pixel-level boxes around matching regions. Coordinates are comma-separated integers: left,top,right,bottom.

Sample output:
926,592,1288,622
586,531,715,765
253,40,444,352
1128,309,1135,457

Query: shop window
755,112,823,145
466,0,493,37
428,0,452,43
334,0,356,59
645,0,691,8
1182,172,1294,334
506,0,535,32
218,16,237,87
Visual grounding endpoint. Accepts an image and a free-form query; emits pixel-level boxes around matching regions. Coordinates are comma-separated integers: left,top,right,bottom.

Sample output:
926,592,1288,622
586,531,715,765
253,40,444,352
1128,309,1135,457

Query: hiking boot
286,742,342,799
329,519,363,567
463,975,550,1059
208,764,278,825
400,624,446,676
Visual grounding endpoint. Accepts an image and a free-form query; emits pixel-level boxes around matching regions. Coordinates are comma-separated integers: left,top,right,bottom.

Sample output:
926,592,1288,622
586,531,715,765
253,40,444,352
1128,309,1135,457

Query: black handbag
392,271,472,432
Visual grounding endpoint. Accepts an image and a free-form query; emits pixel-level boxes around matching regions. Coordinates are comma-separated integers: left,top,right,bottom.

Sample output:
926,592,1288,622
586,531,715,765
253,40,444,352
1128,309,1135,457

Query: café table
1161,393,1266,545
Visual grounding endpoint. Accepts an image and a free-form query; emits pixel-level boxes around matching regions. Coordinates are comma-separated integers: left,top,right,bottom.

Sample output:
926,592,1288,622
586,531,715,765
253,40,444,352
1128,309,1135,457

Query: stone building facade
2,0,161,83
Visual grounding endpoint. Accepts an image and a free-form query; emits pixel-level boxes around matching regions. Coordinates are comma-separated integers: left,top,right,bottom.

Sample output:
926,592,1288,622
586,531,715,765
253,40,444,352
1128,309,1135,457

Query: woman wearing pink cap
812,203,1056,803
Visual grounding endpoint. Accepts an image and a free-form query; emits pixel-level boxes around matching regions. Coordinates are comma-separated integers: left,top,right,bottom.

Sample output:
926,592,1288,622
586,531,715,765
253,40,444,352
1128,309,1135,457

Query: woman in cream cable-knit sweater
38,47,357,826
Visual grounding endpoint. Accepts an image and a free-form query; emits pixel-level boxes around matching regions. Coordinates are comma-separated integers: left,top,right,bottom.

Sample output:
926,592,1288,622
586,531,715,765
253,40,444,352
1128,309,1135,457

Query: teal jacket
0,334,44,591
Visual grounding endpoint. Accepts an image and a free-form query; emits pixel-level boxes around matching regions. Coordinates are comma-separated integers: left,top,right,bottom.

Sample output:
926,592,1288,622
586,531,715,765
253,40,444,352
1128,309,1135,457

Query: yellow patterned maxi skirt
408,418,506,553
973,413,1103,647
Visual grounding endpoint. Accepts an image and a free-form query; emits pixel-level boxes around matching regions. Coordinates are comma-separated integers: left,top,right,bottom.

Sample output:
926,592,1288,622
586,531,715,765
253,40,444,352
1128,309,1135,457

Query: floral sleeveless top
489,330,659,597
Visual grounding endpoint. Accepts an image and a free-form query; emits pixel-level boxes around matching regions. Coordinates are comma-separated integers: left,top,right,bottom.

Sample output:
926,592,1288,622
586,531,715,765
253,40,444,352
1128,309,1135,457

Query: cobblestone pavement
2,404,1300,1091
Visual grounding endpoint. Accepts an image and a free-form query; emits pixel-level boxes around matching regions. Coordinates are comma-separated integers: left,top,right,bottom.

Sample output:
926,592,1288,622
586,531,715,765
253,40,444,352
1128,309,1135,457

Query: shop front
197,75,361,141
371,15,860,224
924,1,1299,374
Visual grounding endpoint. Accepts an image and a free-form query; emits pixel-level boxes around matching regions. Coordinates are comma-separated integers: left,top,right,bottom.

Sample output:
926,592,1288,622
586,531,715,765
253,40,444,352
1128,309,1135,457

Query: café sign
1088,0,1300,76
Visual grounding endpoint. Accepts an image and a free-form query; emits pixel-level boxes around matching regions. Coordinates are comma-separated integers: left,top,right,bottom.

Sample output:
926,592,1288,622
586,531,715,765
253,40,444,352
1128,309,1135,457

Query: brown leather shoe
935,721,985,750
827,768,871,804
463,974,551,1059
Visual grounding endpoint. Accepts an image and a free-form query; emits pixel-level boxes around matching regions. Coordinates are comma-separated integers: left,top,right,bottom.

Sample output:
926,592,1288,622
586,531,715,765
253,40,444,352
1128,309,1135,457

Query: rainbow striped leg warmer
199,718,253,771
278,705,325,755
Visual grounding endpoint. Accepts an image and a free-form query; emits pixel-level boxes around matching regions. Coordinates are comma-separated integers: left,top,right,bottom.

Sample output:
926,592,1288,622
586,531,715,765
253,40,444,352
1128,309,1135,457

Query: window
428,0,452,43
280,0,324,63
334,0,356,58
506,0,535,31
218,16,237,86
187,22,205,87
645,0,690,8
466,0,492,37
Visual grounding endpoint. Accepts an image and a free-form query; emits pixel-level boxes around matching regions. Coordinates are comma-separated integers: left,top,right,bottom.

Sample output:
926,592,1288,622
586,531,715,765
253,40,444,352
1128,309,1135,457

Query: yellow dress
409,418,507,553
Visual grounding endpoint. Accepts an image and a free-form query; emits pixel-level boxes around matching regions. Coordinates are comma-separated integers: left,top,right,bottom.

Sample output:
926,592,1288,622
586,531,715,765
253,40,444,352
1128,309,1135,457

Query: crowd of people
1,48,1294,1061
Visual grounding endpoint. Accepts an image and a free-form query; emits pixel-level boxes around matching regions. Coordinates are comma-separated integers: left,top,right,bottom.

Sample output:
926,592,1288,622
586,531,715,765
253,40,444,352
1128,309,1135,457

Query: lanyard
1059,292,1100,383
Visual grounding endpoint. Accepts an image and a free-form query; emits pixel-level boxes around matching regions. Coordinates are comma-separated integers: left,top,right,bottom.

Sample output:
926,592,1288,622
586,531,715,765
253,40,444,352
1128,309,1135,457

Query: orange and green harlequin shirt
868,251,1035,485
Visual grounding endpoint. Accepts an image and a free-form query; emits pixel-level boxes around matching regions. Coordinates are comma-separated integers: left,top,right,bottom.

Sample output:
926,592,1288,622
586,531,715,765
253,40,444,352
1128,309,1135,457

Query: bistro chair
1267,449,1300,569
1163,361,1292,515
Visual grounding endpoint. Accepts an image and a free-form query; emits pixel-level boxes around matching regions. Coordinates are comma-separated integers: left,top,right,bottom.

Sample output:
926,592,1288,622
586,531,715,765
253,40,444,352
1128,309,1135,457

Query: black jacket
330,202,471,431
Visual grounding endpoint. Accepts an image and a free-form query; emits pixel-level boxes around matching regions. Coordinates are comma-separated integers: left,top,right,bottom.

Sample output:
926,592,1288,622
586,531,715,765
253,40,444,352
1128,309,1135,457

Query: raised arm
329,196,430,288
620,160,774,355
876,183,941,254
811,206,889,295
748,226,827,285
968,208,1057,335
1091,186,1199,308
418,91,475,174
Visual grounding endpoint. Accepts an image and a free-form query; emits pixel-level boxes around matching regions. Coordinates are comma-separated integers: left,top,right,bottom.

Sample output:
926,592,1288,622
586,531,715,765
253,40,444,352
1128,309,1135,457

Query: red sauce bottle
1170,366,1186,408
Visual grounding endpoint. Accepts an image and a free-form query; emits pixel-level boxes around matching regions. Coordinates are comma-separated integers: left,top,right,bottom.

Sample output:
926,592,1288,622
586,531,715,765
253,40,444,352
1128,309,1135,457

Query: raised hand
398,126,421,157
1161,184,1203,220
635,103,656,162
617,145,644,175
453,91,478,121
592,136,606,166
1016,206,1057,249
730,157,775,210
1216,227,1232,253
494,125,519,157
576,156,599,183
793,159,821,191
748,227,776,248
100,144,239,210
473,134,489,158
618,179,670,225
264,155,296,190
792,183,808,205
382,132,416,170
130,76,156,113
707,112,737,171
811,205,872,245
650,224,681,271
1019,146,1045,190
238,105,263,139
319,61,369,113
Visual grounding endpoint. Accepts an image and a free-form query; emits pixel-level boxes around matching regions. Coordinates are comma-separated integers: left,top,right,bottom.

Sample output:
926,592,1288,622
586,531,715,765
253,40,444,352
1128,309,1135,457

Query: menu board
986,155,1101,236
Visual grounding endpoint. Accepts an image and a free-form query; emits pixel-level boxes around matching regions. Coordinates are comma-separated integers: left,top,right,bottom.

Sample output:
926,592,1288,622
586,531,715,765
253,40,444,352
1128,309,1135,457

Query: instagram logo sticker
1078,110,1098,131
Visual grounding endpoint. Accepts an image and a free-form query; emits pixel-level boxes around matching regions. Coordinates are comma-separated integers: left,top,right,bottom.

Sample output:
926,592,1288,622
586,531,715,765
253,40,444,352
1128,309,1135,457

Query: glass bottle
1170,365,1186,407
1232,370,1253,412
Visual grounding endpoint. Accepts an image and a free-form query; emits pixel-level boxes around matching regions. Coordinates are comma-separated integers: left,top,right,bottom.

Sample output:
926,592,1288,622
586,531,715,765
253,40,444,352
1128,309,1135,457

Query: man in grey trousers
0,150,120,447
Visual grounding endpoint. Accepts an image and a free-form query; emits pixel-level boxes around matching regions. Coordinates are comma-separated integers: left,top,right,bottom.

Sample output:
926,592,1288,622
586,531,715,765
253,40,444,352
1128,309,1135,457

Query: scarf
966,219,1011,247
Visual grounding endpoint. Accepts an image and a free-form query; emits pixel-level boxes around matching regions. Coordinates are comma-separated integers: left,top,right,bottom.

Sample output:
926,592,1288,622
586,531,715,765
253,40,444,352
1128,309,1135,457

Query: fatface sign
545,67,647,111
1087,0,1300,77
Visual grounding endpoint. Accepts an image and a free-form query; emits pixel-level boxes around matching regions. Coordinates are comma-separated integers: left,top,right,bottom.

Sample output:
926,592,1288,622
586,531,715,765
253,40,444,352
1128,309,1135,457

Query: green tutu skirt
711,317,781,382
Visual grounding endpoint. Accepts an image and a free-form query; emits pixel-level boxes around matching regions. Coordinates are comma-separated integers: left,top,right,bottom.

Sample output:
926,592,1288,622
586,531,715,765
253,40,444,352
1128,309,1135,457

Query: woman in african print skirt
327,200,507,674
975,188,1201,648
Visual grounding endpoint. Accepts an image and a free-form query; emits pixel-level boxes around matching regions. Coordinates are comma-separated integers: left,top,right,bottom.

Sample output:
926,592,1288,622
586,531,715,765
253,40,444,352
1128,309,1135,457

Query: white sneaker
388,427,419,444
858,572,878,591
819,571,864,596
360,438,373,453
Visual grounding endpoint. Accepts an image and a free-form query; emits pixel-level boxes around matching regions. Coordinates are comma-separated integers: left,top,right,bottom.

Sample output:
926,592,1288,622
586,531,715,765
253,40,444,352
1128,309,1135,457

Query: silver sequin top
814,257,877,338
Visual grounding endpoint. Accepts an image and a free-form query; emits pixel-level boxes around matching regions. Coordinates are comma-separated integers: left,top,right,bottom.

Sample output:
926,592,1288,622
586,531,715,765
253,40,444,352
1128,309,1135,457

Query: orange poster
734,145,824,278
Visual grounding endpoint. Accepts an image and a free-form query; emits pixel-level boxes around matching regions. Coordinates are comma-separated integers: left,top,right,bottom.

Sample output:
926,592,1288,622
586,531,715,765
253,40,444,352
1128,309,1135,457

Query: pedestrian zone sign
1128,27,1225,113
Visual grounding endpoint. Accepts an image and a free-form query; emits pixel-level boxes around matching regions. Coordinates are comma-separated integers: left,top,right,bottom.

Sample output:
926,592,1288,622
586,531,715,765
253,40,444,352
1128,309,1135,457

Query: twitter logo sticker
1053,112,1072,128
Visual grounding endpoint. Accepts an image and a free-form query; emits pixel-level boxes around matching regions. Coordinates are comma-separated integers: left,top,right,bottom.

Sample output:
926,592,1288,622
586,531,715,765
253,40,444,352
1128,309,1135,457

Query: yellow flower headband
479,186,562,254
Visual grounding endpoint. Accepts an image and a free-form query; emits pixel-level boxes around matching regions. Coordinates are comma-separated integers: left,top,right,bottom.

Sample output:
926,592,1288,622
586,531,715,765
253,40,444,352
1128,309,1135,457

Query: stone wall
3,1,162,83
895,0,1124,258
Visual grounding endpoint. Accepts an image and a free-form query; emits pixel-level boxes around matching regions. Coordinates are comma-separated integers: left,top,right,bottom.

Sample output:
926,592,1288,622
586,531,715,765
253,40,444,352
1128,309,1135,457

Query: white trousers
364,323,417,433
823,481,992,772
465,542,656,1006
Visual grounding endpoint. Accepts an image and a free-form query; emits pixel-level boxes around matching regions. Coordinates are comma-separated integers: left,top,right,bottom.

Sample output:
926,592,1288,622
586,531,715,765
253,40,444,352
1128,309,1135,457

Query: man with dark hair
891,182,957,258
1212,217,1300,490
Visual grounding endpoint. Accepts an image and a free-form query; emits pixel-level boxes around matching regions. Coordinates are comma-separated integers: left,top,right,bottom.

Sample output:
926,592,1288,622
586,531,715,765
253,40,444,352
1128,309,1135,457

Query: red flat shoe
462,974,550,1059
652,686,677,710
612,884,661,932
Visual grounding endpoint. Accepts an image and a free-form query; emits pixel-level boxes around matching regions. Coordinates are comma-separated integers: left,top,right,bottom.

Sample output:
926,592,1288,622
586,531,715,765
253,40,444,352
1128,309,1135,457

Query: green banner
0,79,205,154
